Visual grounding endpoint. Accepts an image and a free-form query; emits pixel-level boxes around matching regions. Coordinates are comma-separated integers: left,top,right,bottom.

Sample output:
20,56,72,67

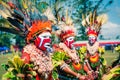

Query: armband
60,63,68,70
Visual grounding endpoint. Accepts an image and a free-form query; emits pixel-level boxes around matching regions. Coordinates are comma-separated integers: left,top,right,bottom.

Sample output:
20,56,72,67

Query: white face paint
88,35,96,44
38,32,51,47
34,32,52,51
66,36,74,41
38,32,51,39
64,36,75,49
89,35,96,39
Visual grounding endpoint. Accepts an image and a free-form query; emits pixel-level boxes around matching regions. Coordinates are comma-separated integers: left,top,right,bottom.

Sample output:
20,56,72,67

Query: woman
52,16,86,80
82,11,108,80
0,1,54,80
21,20,53,80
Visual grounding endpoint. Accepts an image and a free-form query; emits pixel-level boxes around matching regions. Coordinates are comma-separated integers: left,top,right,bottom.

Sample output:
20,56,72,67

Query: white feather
0,10,9,19
43,7,56,24
82,19,86,26
97,14,108,25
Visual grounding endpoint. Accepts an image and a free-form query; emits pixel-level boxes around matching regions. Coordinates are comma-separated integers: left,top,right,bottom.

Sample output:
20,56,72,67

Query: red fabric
48,73,53,80
21,51,30,63
36,73,52,80
36,74,40,80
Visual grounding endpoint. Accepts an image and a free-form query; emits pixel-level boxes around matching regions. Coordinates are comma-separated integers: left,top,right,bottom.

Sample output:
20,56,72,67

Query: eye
92,37,95,39
67,37,74,41
69,38,73,40
43,36,49,38
89,37,92,39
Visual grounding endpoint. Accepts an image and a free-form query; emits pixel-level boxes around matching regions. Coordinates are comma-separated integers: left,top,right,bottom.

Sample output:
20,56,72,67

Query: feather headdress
43,7,56,24
57,10,76,41
82,10,108,37
0,0,53,43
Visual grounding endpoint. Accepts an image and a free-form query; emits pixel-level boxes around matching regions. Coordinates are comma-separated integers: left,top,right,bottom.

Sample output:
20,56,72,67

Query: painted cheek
69,40,74,48
92,39,96,43
34,37,51,51
34,37,41,48
64,40,74,48
89,38,96,43
39,38,51,51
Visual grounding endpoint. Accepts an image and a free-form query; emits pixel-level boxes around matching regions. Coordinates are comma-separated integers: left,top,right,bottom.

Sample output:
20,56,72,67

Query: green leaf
8,59,17,69
102,65,120,80
2,72,15,79
1,64,9,71
52,70,58,80
22,63,30,73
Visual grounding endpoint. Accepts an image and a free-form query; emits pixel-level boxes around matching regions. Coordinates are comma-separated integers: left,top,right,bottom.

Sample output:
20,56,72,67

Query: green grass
0,50,119,79
103,50,119,66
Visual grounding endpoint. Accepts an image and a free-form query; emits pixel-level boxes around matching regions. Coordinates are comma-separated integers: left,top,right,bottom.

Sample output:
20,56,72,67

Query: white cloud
100,21,120,39
102,22,119,28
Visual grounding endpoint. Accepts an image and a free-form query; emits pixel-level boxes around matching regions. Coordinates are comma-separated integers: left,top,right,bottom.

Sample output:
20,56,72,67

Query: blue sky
100,0,120,40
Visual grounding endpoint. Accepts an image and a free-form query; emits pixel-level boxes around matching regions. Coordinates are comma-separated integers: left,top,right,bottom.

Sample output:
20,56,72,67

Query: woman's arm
60,63,85,80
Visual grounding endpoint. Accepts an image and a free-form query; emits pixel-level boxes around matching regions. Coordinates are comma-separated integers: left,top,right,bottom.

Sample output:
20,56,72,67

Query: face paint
88,35,96,45
64,36,75,49
34,32,51,51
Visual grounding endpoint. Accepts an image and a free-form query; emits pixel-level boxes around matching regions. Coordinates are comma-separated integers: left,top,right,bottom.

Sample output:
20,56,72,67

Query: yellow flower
79,46,87,54
115,45,120,53
98,47,105,54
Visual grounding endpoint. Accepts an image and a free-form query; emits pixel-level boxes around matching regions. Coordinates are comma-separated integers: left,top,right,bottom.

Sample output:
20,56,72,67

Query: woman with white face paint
52,18,86,80
21,20,53,80
84,28,100,80
0,1,56,79
82,12,108,80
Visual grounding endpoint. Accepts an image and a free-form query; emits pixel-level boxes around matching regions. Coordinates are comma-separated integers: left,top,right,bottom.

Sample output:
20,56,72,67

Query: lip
44,43,51,47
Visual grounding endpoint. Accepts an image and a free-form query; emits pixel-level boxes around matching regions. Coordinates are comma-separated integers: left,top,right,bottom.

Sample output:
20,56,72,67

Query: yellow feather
81,19,86,27
97,14,108,25
66,16,73,26
0,10,9,19
65,9,73,26
93,10,97,25
0,1,12,12
3,9,11,17
81,14,86,26
86,14,90,26
22,0,28,9
89,12,93,26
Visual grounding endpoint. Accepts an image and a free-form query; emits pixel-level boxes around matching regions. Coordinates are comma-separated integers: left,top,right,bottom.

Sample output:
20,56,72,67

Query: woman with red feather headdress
82,11,108,80
52,10,86,80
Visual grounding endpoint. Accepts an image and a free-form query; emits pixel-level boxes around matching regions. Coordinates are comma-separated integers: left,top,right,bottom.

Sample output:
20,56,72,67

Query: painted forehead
38,32,51,37
66,36,74,39
89,35,96,38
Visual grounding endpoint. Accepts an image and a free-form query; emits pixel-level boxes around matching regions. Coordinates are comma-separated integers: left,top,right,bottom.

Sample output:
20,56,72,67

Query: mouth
44,43,53,52
44,43,51,48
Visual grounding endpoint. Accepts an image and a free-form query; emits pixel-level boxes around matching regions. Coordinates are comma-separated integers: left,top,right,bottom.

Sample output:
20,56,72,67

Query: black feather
13,9,24,21
7,17,25,32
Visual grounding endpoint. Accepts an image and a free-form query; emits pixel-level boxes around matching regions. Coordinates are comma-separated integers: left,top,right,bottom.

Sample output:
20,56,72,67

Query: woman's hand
79,75,86,80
